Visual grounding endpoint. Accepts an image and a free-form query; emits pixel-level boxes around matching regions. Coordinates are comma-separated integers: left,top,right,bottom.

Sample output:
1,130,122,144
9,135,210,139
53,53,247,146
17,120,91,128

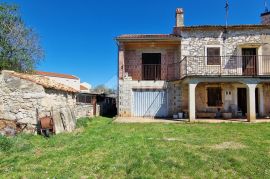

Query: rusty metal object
39,116,55,137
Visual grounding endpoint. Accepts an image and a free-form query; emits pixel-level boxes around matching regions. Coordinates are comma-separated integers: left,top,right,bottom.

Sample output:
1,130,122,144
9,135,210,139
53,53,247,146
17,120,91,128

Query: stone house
116,8,270,122
35,70,99,118
0,70,79,134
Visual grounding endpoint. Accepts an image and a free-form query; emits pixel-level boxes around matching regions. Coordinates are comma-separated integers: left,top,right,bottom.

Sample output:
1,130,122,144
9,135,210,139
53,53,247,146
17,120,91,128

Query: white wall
44,76,81,91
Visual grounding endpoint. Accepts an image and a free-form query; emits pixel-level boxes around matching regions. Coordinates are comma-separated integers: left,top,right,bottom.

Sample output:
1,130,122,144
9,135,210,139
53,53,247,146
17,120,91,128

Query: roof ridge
35,70,79,80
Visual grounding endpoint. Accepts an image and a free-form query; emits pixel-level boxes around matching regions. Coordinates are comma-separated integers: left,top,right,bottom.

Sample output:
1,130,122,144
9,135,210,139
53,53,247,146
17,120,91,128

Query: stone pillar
189,83,197,122
247,84,257,122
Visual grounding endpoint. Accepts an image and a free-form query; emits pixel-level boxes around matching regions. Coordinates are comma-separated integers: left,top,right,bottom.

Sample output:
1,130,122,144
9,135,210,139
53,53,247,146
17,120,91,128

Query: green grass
1,117,270,178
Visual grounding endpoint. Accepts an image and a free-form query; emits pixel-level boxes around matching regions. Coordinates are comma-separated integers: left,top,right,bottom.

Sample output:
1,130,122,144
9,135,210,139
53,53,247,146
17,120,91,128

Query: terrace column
189,83,197,122
247,84,257,122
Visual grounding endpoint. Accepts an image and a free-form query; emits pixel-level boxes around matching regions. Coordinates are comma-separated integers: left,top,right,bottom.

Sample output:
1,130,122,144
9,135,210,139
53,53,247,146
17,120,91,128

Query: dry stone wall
0,71,78,134
75,103,100,118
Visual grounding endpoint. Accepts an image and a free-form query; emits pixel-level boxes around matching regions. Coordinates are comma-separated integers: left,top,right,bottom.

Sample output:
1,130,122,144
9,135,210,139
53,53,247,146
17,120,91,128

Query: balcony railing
122,55,270,81
142,64,161,80
179,55,270,79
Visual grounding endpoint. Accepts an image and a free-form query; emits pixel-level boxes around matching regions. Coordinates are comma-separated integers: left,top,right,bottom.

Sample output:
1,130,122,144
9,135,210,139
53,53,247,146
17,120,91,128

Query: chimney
175,8,184,27
261,11,270,25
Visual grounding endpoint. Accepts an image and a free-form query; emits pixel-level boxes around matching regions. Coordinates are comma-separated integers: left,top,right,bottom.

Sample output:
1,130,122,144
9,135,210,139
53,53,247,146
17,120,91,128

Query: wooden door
242,48,257,75
237,88,247,116
237,88,259,117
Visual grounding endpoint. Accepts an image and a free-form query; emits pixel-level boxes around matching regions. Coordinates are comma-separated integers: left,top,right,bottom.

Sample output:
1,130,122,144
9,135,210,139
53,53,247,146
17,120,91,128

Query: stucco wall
263,84,270,116
0,72,77,134
194,83,238,114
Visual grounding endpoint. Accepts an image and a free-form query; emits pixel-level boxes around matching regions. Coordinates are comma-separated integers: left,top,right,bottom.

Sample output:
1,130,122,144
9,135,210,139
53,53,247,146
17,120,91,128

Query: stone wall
261,12,270,25
181,29,270,76
118,78,182,117
167,81,182,116
75,103,100,118
0,71,77,134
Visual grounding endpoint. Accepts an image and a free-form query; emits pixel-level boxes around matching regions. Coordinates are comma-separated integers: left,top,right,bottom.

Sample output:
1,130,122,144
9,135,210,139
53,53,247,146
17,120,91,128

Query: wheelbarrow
39,116,55,137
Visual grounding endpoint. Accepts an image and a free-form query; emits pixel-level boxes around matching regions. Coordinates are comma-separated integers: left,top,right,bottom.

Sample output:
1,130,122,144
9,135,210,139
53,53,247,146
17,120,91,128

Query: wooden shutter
207,47,221,65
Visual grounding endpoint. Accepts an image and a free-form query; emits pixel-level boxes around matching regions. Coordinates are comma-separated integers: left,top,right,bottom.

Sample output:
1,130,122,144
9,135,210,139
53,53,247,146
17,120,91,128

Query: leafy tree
0,3,44,72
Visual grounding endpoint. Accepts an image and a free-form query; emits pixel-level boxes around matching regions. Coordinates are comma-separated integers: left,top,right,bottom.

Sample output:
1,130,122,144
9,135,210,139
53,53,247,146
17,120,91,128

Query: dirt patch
211,141,246,150
147,137,183,142
0,120,17,136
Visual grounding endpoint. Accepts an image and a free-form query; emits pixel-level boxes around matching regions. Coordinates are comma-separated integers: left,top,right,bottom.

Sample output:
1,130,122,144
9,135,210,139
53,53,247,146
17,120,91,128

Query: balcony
123,64,162,81
179,55,270,79
142,64,161,80
122,55,270,81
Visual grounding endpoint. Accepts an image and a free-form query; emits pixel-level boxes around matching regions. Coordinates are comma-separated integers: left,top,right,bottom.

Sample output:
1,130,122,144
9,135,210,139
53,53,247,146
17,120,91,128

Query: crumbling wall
0,72,77,134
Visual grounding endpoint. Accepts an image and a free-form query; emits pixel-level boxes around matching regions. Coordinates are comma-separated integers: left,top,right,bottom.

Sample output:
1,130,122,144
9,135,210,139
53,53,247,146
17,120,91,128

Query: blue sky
3,0,267,88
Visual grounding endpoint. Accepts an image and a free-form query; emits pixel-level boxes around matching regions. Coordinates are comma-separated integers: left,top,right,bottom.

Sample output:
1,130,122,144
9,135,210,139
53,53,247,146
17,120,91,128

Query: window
76,94,93,104
142,53,161,80
207,47,221,65
207,87,222,107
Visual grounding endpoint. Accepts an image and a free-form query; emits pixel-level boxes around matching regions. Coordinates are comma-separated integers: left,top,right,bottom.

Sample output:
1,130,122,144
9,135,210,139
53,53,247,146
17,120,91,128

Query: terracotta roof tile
35,71,79,80
80,85,88,91
116,34,180,40
180,24,270,31
7,71,78,93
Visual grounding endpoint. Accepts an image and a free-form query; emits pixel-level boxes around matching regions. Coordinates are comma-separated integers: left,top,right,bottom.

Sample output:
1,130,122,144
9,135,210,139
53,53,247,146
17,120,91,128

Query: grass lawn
1,117,270,178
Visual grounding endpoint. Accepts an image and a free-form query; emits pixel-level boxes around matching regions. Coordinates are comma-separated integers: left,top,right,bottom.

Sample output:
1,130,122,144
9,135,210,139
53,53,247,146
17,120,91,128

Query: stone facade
0,71,79,134
261,12,270,25
117,8,270,121
75,103,100,118
118,78,182,117
180,29,270,76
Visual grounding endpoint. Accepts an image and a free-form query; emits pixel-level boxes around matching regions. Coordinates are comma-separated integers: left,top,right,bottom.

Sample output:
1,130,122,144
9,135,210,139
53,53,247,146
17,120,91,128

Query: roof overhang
116,34,181,42
116,35,181,49
180,25,270,31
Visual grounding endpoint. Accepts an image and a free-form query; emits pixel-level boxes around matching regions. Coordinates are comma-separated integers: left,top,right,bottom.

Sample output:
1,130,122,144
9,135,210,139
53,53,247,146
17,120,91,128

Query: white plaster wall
44,76,81,91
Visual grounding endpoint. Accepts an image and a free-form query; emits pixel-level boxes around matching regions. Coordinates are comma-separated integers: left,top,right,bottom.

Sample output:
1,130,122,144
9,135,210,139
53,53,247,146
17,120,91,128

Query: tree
94,85,116,94
0,3,44,72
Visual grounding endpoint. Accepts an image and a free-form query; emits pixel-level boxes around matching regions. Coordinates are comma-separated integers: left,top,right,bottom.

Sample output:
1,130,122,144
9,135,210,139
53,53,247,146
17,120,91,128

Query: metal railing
122,55,270,81
179,55,270,79
142,64,161,80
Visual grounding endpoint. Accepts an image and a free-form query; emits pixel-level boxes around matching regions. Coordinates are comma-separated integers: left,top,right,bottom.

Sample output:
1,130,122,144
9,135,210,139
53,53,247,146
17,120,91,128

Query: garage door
133,89,168,117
